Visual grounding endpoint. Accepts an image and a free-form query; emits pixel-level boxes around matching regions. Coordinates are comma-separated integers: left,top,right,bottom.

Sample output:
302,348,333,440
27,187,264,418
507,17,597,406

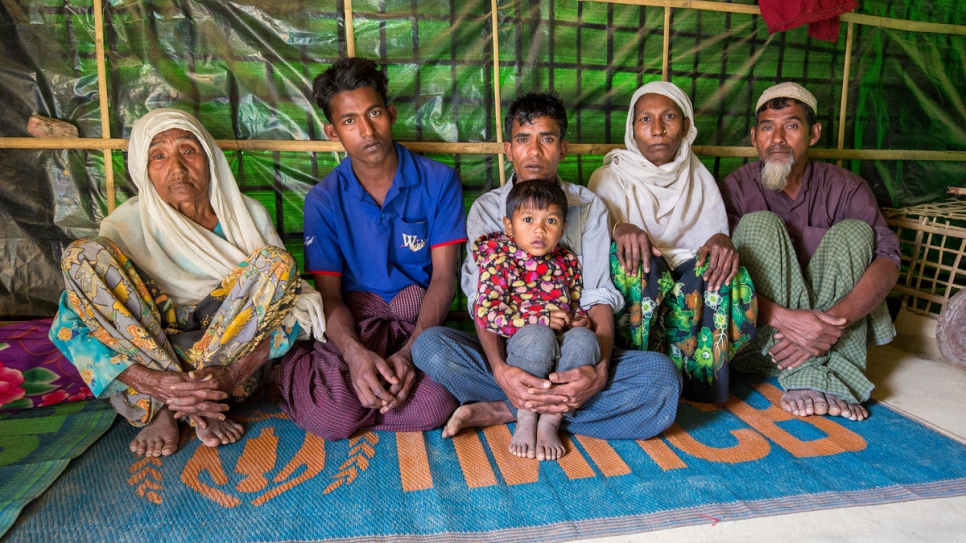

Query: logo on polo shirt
401,234,427,252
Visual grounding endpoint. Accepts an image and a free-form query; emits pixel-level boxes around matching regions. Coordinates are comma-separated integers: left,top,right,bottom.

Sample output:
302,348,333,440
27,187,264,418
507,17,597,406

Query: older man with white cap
719,82,901,422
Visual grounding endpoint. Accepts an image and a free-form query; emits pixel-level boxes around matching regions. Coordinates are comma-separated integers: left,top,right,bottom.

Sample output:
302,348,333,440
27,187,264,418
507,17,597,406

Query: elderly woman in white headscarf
589,82,757,403
49,109,325,457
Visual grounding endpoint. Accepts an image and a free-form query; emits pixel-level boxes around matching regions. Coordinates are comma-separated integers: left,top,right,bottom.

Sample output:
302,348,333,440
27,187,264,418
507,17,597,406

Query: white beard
762,159,792,191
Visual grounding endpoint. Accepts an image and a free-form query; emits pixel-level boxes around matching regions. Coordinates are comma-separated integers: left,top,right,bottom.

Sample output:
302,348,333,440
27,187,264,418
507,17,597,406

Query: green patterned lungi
611,243,758,403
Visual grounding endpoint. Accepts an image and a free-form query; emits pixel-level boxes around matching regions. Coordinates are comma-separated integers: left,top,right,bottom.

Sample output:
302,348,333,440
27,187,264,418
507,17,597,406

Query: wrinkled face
147,128,211,208
751,101,820,167
503,203,566,258
323,86,397,168
631,93,690,167
505,116,568,182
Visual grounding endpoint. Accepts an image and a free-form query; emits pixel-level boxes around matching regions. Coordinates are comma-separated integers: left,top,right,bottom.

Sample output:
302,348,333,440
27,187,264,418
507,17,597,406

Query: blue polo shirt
304,143,467,302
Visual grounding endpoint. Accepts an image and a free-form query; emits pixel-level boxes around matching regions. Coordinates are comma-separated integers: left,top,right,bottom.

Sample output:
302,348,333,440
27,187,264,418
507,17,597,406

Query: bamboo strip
587,0,759,16
662,6,671,81
842,12,966,36
93,0,115,213
582,0,966,35
794,148,966,161
892,285,948,305
491,0,506,185
836,22,854,168
3,137,965,162
345,0,355,57
886,217,966,237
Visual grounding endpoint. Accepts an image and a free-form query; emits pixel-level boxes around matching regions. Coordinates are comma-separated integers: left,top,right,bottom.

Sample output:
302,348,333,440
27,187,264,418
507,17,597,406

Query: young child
473,179,600,461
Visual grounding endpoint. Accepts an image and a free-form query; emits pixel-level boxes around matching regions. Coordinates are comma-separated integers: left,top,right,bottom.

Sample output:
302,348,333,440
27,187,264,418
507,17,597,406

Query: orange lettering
397,431,434,492
557,435,596,480
482,425,539,485
253,432,326,505
128,457,163,504
725,383,866,457
664,422,771,463
574,436,631,476
453,430,498,488
637,437,688,470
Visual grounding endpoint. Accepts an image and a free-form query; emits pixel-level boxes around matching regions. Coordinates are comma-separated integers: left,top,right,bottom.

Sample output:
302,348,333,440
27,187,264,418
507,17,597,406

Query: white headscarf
100,108,325,340
589,82,728,269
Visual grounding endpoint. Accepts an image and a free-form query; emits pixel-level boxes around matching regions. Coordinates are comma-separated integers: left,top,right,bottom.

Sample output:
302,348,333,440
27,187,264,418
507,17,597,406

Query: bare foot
442,401,515,438
509,410,538,458
535,413,566,461
825,393,869,421
781,389,829,417
130,407,180,457
196,416,244,447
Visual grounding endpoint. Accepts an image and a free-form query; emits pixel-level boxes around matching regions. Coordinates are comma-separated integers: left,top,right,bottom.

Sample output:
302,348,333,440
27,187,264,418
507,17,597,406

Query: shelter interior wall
0,0,963,317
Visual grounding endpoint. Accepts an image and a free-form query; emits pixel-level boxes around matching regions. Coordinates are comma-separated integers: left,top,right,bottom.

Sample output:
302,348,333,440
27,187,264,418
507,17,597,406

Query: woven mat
0,400,116,539
6,378,966,543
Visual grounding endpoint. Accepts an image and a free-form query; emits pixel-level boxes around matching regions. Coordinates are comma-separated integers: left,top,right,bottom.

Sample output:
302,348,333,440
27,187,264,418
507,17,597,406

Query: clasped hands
493,361,605,415
769,307,848,370
345,344,416,414
494,314,603,416
158,339,270,427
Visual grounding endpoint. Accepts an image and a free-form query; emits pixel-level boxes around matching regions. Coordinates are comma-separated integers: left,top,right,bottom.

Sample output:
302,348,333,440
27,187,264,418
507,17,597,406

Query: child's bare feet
535,413,565,461
442,401,515,438
130,406,179,457
509,409,538,458
196,416,244,447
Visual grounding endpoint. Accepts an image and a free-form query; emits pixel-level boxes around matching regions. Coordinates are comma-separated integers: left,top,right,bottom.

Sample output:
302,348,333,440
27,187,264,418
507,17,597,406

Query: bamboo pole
588,0,759,16
583,0,966,35
345,0,355,57
662,6,671,81
491,0,506,185
93,0,114,213
836,22,854,167
842,12,966,36
4,136,964,162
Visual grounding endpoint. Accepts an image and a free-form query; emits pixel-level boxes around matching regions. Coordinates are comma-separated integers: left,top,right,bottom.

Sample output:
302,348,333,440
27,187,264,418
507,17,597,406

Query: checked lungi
730,211,895,403
275,284,458,440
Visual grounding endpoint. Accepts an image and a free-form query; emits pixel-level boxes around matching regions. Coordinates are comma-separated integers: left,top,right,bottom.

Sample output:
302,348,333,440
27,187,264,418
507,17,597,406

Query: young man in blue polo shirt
275,57,466,440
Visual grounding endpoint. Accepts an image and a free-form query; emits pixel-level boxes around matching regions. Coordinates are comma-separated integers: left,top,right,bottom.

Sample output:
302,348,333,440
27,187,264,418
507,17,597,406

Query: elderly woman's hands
118,338,272,423
613,222,662,277
696,233,739,291
117,365,230,421
169,339,272,419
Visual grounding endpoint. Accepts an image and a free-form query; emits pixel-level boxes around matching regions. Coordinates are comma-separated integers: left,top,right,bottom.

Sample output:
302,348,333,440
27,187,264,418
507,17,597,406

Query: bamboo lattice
884,199,966,316
0,0,963,209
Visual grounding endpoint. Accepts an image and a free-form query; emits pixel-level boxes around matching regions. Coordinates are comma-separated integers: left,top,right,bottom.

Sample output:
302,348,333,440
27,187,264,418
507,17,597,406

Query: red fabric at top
757,0,858,42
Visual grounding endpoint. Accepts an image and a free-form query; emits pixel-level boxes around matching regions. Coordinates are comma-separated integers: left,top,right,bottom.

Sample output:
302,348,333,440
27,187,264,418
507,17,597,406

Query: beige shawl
588,82,728,269
99,108,325,340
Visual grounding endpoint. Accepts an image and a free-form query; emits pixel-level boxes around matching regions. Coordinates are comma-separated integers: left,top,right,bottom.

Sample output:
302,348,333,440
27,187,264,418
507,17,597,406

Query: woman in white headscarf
589,82,757,403
50,109,325,457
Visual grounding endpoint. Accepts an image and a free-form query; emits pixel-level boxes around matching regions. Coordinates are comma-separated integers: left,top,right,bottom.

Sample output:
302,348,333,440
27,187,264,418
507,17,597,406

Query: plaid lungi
276,285,458,440
731,211,894,403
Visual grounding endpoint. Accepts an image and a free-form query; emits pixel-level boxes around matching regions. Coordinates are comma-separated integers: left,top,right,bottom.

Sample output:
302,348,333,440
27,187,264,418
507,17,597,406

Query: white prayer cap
756,82,818,114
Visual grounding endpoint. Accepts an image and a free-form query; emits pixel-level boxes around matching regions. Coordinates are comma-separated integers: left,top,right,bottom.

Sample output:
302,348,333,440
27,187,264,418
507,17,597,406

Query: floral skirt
611,243,757,403
56,236,300,425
